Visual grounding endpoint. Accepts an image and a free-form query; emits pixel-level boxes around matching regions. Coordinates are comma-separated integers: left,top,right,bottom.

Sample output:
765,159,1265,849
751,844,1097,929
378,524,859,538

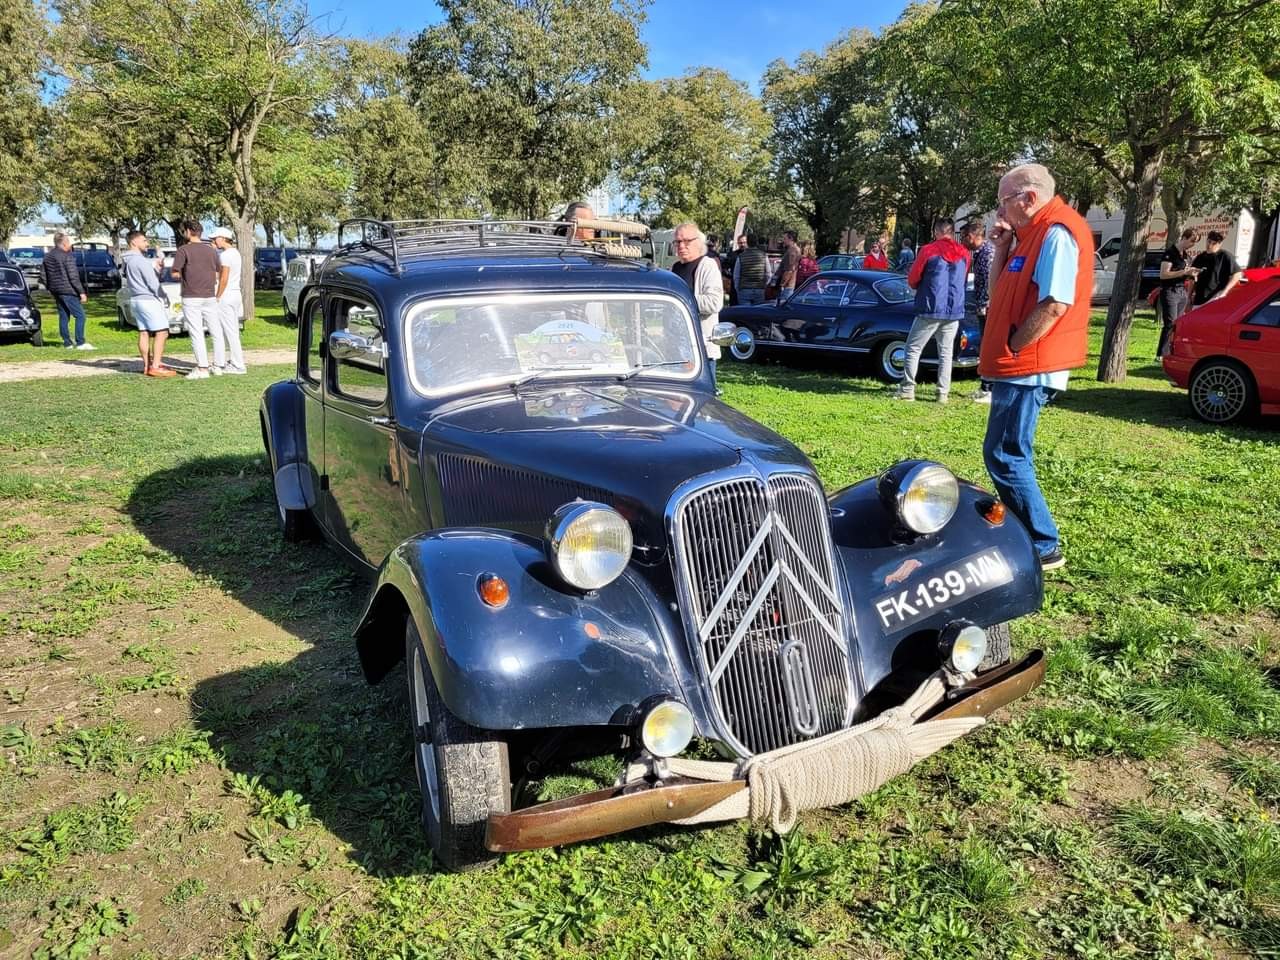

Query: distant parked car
115,276,186,335
7,248,42,288
721,270,981,382
254,246,302,289
1091,253,1115,304
281,252,329,324
817,254,866,272
0,266,43,345
1163,274,1280,424
73,246,120,291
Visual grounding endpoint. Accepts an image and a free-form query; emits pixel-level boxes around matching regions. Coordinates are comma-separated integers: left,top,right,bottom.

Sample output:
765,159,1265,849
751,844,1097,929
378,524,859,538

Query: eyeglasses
997,190,1026,206
673,238,696,246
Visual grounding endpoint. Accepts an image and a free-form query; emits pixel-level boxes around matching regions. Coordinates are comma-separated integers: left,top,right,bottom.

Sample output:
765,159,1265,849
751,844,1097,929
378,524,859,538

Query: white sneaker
225,366,248,375
211,366,224,376
972,390,992,404
74,342,95,351
892,389,915,401
185,368,210,380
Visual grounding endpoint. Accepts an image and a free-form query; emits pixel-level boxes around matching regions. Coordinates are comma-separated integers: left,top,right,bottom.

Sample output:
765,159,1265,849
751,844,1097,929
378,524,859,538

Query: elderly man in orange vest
980,163,1094,572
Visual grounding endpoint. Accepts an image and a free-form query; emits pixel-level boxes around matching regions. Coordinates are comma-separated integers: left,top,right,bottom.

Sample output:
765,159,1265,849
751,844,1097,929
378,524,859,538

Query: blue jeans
738,287,766,306
983,381,1059,558
56,294,87,346
708,357,717,381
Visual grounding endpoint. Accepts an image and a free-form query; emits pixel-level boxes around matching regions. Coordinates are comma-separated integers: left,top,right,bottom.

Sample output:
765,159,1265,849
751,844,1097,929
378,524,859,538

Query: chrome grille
673,474,850,756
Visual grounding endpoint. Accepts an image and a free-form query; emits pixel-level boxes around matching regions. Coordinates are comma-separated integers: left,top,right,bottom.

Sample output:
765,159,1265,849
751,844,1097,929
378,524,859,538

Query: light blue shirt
995,225,1076,391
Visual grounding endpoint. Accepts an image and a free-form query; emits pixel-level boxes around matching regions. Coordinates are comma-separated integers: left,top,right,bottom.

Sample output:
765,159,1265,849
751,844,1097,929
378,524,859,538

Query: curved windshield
404,292,702,397
872,276,912,303
0,268,24,290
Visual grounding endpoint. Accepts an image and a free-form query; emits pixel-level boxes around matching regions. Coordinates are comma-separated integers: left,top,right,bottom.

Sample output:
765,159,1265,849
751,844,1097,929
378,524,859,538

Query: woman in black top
1157,228,1200,358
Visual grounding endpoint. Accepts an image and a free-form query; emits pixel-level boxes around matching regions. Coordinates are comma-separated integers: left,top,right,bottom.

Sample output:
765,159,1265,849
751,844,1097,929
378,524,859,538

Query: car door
322,294,412,570
1230,294,1280,407
834,281,882,343
776,276,852,345
298,295,326,527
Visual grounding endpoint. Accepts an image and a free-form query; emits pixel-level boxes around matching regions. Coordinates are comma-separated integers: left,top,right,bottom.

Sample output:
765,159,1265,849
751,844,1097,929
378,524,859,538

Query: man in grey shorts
121,231,176,378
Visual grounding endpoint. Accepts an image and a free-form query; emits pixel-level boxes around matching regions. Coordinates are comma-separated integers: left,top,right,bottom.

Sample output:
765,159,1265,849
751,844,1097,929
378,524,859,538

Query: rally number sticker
872,548,1013,633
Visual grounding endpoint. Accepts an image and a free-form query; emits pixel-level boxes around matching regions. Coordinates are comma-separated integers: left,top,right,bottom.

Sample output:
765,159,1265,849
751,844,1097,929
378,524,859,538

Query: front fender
354,529,690,732
260,380,314,512
829,477,1043,691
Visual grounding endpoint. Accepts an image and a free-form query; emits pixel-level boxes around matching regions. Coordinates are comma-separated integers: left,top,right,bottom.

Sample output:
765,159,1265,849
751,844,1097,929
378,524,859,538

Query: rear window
872,277,912,303
9,249,41,262
76,251,114,267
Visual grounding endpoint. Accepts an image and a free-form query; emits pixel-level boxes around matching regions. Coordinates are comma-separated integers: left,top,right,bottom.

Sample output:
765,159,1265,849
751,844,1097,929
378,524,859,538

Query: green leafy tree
256,124,349,245
925,0,1280,381
619,68,771,231
0,0,48,241
58,0,329,316
406,0,649,220
333,39,467,220
761,31,884,255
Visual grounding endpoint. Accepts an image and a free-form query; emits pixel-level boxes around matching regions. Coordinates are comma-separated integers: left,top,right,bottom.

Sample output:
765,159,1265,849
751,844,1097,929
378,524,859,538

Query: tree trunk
167,218,187,246
1097,153,1163,383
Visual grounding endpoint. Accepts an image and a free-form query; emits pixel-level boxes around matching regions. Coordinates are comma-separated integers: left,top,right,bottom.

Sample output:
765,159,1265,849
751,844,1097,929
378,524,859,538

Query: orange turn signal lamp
982,500,1006,525
478,574,509,608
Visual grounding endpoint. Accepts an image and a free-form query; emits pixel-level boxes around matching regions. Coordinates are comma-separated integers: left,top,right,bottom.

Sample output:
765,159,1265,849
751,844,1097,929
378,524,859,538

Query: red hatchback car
1163,275,1280,424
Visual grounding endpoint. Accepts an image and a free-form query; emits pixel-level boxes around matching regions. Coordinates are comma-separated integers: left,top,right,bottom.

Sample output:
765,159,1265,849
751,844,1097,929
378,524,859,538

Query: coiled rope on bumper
623,672,984,833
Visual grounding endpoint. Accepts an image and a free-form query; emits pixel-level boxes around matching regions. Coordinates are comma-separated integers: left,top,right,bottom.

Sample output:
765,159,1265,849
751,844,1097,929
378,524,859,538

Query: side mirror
329,329,385,364
710,321,737,347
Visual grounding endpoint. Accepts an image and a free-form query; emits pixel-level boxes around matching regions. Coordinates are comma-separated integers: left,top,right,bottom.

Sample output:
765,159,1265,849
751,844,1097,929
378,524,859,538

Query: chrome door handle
368,416,394,426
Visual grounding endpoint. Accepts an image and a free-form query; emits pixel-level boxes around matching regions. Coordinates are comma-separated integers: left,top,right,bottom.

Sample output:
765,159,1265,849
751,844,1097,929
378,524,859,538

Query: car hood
421,383,814,557
0,291,29,306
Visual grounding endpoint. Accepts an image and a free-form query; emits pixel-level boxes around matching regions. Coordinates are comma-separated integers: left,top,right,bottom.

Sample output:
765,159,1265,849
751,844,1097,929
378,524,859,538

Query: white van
1092,206,1255,268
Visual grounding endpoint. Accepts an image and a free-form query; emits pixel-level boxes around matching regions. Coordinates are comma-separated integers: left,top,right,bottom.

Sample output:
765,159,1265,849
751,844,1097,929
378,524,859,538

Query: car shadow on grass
126,453,436,877
720,354,957,396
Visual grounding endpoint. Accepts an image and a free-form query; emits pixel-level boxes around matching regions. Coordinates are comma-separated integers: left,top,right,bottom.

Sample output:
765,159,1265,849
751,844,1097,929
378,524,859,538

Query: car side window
1248,298,1280,328
301,298,322,384
792,277,848,306
847,283,879,305
331,298,387,406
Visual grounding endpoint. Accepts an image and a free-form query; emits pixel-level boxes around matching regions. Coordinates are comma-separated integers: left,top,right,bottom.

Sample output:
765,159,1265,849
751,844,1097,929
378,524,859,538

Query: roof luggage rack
333,217,652,274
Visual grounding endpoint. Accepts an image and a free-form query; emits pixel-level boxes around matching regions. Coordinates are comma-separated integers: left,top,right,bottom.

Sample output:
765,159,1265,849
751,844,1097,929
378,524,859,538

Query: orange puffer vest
979,196,1094,379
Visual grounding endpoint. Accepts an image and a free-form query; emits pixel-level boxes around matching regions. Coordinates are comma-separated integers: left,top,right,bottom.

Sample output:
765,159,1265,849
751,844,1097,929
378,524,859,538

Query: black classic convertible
722,269,982,382
261,219,1046,869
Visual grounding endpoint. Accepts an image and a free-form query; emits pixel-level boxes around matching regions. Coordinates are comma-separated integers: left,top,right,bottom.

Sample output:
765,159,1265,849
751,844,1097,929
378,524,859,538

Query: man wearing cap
210,227,247,374
170,220,220,379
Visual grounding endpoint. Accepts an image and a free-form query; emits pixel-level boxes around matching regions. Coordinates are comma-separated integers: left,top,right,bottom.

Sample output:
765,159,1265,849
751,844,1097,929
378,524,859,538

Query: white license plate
872,548,1014,633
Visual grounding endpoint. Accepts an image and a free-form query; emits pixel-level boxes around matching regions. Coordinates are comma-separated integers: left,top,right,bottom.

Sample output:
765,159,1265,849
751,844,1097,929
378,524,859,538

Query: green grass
0,289,298,361
0,310,1277,957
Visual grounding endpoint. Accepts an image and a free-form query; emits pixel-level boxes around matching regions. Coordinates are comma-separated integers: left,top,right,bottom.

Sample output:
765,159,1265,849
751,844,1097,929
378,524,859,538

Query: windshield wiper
510,365,593,392
616,360,690,382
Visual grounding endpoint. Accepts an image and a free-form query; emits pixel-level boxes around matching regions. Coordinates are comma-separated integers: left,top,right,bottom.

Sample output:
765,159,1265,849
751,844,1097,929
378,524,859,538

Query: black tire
117,306,130,328
1188,359,1256,425
30,327,42,347
405,618,510,870
978,621,1012,673
875,338,907,382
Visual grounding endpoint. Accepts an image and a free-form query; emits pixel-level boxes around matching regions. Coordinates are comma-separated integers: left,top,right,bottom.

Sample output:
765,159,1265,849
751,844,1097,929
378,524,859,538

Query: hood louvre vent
439,453,614,536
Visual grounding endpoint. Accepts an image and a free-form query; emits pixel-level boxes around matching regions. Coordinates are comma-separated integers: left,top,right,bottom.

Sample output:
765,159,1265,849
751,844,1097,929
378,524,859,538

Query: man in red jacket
980,163,1094,572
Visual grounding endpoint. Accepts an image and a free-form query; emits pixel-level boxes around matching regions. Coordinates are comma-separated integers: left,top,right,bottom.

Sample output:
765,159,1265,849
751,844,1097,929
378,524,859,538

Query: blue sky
326,0,911,88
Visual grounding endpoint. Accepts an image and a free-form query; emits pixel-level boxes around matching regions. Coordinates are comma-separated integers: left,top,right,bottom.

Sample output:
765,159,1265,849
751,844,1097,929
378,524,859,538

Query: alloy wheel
1190,364,1248,423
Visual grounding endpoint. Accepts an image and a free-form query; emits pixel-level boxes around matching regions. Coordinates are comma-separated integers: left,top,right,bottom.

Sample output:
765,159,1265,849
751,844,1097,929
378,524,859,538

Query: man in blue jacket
898,218,970,402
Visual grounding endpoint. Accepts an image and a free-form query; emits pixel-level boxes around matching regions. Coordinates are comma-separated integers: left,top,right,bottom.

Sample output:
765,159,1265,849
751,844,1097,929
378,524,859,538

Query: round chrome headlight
19,307,30,319
546,501,633,590
879,460,959,535
639,699,694,757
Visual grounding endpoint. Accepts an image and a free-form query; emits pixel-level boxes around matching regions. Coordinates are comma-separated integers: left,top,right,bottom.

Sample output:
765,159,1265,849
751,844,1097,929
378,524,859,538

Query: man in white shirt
209,227,247,374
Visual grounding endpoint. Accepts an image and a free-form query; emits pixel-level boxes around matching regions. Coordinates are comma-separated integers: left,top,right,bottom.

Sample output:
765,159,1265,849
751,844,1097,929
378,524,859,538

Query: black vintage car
7,248,44,289
261,218,1046,869
254,246,302,289
72,244,121,291
0,266,43,344
722,270,982,382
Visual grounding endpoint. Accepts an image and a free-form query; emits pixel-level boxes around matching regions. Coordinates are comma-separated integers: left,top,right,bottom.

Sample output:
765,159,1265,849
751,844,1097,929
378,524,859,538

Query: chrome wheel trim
881,340,907,380
1191,365,1247,422
729,327,755,360
409,643,442,823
